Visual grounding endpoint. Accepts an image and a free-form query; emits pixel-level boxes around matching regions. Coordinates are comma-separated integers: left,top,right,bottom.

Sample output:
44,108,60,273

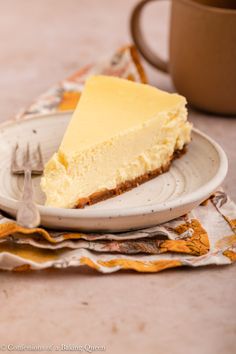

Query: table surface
0,1,235,353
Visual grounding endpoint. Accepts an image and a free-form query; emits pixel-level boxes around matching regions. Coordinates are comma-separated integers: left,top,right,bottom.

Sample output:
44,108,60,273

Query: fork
11,143,44,228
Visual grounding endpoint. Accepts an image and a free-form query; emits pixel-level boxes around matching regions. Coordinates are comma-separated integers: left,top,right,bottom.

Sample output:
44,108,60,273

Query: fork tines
11,143,44,175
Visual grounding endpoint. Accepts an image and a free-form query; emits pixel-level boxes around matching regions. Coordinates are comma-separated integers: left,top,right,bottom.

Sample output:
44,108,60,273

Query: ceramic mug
130,0,236,115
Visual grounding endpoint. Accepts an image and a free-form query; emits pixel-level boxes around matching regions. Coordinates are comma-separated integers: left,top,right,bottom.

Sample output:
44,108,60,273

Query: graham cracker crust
75,146,187,209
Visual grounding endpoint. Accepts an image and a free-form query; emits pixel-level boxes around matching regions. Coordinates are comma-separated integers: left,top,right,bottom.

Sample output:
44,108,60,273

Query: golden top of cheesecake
60,75,186,154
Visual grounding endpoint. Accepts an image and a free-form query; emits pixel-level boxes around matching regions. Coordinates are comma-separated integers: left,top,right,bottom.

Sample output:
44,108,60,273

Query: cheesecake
41,75,192,208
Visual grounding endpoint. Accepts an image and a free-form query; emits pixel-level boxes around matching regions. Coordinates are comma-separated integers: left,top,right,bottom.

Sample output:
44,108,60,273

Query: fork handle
17,169,40,228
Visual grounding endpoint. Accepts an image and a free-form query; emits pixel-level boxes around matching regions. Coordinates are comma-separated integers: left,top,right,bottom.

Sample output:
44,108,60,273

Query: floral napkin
1,45,235,272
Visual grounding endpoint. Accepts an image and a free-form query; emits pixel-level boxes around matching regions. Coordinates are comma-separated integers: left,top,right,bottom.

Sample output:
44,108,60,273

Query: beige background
0,1,235,353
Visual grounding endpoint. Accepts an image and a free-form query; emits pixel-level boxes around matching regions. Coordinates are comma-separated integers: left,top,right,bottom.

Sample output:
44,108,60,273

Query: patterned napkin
1,45,235,272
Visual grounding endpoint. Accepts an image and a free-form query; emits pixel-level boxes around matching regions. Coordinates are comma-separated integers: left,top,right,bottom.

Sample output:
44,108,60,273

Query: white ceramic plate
0,113,228,232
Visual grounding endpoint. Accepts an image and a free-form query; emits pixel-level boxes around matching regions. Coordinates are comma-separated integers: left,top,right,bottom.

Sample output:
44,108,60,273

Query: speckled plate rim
0,113,228,219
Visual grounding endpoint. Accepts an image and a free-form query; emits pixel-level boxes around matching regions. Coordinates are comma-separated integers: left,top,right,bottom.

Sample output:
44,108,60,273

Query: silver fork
11,143,44,228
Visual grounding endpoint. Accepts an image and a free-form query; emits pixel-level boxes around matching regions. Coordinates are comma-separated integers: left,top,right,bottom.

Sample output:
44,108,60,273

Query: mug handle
130,0,169,73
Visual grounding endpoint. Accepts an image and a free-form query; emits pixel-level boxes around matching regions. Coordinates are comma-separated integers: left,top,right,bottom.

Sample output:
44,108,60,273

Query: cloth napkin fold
1,45,235,272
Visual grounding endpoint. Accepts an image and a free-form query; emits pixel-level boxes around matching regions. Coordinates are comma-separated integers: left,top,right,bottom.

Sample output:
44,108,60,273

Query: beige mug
130,0,236,115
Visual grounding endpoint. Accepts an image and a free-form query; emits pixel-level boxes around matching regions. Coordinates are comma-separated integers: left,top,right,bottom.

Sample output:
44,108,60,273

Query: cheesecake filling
41,106,191,208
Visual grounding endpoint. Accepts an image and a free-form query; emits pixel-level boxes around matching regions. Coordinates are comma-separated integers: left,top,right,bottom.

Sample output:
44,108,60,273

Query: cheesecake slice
41,75,192,208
